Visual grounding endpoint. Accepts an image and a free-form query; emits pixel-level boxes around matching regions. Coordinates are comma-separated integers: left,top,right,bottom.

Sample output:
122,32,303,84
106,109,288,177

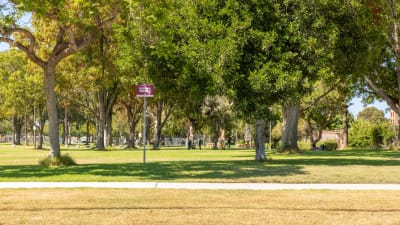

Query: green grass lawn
1,144,400,183
2,144,400,225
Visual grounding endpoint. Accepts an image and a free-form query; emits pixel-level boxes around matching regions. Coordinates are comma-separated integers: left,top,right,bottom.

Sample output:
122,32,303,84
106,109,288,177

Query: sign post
136,84,154,164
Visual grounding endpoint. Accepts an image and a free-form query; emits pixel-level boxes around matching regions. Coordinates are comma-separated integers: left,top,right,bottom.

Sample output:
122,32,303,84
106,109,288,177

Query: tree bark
12,116,22,145
187,122,194,150
126,104,141,148
212,125,220,150
62,108,69,146
37,105,47,150
44,66,60,157
281,104,300,152
24,110,28,145
152,101,174,150
255,119,266,161
342,104,349,149
106,111,113,146
96,89,106,150
153,118,161,149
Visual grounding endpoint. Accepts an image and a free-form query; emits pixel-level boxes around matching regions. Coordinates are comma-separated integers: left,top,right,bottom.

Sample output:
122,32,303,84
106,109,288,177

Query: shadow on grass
2,150,400,181
268,150,400,166
0,160,304,181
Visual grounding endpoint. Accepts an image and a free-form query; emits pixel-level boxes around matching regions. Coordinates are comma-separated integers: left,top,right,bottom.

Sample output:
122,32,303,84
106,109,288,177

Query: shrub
39,154,77,168
349,120,395,149
319,140,338,151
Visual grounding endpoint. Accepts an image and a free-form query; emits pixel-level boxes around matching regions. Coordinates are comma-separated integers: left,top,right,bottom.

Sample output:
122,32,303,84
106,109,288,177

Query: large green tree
0,0,118,158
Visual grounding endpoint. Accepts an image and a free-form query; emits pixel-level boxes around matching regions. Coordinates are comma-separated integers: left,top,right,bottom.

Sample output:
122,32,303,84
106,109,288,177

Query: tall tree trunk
212,124,220,150
24,110,28,145
85,121,90,145
106,111,113,146
38,125,44,150
97,89,106,150
255,119,266,161
305,120,322,149
12,116,22,145
44,66,60,157
187,122,194,150
342,105,349,149
153,119,161,149
153,102,163,150
281,104,300,152
37,107,46,150
62,108,68,146
126,104,140,148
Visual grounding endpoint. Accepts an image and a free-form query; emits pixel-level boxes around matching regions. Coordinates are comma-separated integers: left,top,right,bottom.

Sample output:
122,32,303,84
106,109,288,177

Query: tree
0,0,118,158
201,96,233,149
349,119,394,149
355,1,400,142
0,50,44,146
302,82,343,149
357,106,386,123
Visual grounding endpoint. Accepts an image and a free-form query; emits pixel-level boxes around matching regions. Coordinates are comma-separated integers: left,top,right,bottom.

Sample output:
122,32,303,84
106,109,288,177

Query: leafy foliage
349,119,394,149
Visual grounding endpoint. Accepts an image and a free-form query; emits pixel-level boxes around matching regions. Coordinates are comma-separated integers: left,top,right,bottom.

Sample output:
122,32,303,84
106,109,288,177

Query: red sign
136,84,154,97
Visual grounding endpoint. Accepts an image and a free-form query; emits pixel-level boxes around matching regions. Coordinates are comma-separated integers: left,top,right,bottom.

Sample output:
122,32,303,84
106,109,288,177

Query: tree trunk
96,89,106,150
153,102,163,150
126,104,140,148
12,116,22,145
37,107,46,150
281,104,300,152
255,119,266,161
24,110,28,145
212,125,220,150
38,125,44,150
305,120,322,149
106,111,113,146
85,121,90,145
342,105,349,149
44,66,60,157
187,123,194,150
62,108,68,146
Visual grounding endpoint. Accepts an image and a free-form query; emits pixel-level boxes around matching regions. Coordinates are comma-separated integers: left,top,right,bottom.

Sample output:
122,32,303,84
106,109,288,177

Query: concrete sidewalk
1,182,400,190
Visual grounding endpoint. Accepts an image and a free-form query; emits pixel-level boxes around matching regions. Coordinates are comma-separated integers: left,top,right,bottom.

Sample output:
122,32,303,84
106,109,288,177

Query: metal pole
143,95,147,164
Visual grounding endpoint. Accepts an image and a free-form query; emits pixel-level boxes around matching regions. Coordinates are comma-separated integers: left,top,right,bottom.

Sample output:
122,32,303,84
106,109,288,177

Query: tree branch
364,74,399,115
0,35,45,69
302,77,345,112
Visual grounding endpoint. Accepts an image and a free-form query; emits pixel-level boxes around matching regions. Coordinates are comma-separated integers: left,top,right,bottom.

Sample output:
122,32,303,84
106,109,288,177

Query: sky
0,42,9,51
349,97,390,118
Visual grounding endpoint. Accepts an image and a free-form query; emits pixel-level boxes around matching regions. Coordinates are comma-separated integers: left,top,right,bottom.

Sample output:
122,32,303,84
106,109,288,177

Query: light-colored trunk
12,116,22,145
106,112,112,146
281,104,300,152
153,103,163,150
24,111,28,145
63,109,68,146
342,105,349,149
187,123,194,150
254,119,266,161
44,66,60,157
126,105,140,148
96,89,106,150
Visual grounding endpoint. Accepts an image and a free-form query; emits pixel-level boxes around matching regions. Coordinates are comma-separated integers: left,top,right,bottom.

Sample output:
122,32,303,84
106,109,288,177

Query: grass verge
1,189,400,225
1,144,400,183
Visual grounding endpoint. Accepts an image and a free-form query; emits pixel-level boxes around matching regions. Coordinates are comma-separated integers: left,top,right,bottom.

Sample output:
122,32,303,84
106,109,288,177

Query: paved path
1,182,400,190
